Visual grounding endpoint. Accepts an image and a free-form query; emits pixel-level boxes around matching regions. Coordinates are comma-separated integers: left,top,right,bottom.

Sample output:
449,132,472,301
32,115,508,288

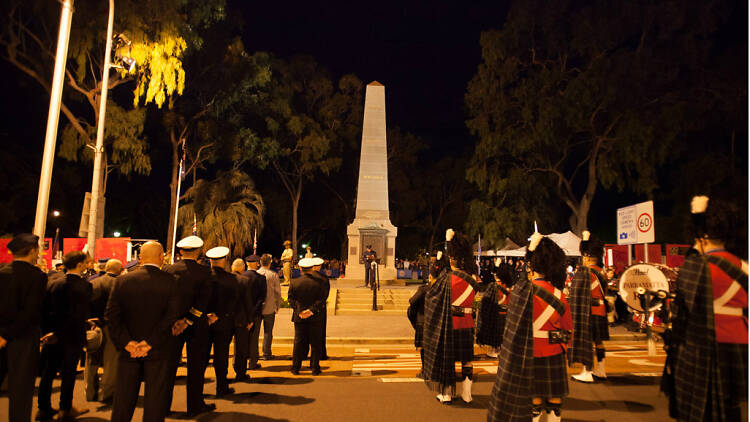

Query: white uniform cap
311,257,324,266
298,257,316,268
176,235,204,249
206,246,230,259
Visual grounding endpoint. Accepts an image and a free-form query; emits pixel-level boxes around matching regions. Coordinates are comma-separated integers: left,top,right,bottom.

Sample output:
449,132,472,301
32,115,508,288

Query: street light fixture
52,210,61,217
86,0,136,256
113,231,121,238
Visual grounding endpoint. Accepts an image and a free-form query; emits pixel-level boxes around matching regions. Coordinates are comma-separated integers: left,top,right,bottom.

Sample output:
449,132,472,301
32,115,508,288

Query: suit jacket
164,259,213,324
0,261,48,341
105,265,180,361
208,267,239,331
90,272,117,321
237,269,267,326
288,273,327,323
44,272,92,347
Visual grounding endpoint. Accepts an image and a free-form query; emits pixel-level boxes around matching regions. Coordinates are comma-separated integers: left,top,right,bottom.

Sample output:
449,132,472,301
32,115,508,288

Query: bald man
85,259,123,403
106,242,181,422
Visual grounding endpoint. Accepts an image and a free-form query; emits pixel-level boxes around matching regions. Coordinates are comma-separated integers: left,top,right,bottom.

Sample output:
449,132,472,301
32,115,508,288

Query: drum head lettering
618,264,670,312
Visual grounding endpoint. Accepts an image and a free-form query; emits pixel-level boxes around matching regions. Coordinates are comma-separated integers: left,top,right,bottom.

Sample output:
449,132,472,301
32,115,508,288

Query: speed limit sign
617,201,655,244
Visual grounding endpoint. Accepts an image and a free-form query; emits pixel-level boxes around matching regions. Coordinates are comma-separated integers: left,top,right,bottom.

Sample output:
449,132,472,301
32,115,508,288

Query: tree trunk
166,130,179,255
291,176,303,259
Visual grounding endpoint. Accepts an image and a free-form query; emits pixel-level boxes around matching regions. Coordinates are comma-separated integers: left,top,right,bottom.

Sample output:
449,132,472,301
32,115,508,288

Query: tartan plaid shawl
477,283,503,347
568,267,594,367
487,277,535,422
672,253,747,422
422,271,456,395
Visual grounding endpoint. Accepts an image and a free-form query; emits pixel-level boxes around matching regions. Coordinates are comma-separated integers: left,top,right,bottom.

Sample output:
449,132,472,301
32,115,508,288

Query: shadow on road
195,411,290,422
566,397,654,413
225,392,315,406
244,376,313,385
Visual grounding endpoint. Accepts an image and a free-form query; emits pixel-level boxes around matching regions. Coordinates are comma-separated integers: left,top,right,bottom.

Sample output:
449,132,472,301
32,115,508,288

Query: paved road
0,341,670,421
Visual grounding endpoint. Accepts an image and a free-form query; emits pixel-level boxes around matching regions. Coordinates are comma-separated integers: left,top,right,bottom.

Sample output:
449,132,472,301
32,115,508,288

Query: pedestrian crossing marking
378,377,423,383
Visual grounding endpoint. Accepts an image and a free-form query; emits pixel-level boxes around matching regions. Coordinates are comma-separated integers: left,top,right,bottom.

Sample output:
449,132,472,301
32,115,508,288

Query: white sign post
617,200,655,263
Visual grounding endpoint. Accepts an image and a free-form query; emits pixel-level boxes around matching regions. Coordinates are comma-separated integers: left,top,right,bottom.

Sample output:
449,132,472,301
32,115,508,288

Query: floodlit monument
344,81,398,282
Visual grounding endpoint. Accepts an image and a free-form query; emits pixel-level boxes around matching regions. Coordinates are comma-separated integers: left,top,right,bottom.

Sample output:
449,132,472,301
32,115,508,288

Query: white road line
378,378,423,383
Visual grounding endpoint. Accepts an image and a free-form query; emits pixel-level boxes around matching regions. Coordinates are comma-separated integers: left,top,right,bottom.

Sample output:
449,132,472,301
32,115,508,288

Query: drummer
568,231,610,382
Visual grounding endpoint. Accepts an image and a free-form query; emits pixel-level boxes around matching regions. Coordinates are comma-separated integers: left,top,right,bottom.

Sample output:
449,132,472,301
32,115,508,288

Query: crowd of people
0,234,334,422
407,196,747,422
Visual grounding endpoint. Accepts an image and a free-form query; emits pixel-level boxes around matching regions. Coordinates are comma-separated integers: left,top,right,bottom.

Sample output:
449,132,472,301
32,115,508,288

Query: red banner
634,244,662,264
604,244,629,274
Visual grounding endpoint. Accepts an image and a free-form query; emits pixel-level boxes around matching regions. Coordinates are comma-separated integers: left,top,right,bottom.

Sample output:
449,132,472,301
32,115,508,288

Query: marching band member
423,229,478,404
476,259,514,358
666,196,748,421
487,233,572,422
569,231,610,382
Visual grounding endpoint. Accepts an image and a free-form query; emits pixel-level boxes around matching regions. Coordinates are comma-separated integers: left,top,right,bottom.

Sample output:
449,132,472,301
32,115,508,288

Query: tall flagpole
170,156,184,263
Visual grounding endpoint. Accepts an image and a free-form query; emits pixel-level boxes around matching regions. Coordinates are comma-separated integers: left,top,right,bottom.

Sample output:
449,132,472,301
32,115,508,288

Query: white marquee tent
497,231,582,257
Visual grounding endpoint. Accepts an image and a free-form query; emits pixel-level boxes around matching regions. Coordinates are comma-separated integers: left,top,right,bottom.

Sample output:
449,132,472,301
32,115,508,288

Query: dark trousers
292,319,323,371
365,265,374,287
110,356,172,422
38,341,80,412
84,328,118,402
320,308,328,358
248,316,262,366
166,320,210,413
261,313,276,357
232,325,249,377
2,332,39,422
208,326,232,392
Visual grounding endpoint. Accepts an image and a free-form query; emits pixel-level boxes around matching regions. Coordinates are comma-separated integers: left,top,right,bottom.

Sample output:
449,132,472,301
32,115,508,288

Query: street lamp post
86,0,115,256
32,0,74,251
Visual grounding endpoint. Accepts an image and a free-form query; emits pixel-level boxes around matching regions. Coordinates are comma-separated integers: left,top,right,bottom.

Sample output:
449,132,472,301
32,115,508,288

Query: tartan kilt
717,342,748,403
591,315,610,342
414,324,424,348
453,328,475,363
533,353,569,398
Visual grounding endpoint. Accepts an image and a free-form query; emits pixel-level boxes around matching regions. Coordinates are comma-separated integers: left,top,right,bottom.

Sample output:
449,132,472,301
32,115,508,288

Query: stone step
336,308,407,316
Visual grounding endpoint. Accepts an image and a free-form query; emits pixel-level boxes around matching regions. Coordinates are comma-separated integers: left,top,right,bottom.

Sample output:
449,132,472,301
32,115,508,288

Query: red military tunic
532,279,573,357
589,265,607,317
707,250,748,344
451,272,476,330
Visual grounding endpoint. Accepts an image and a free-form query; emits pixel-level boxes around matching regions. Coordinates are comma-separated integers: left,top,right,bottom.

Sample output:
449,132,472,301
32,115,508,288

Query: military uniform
163,258,213,414
288,261,328,374
207,266,239,394
0,253,48,422
106,265,181,422
234,267,266,377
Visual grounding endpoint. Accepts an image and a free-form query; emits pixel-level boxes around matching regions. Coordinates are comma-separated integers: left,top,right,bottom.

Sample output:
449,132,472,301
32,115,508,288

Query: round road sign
638,213,652,233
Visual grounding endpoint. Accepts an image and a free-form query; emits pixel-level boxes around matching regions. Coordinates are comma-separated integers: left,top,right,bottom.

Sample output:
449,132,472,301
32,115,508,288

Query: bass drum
618,263,677,312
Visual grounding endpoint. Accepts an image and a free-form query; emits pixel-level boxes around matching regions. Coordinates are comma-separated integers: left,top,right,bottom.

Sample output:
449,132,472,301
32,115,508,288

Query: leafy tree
247,56,363,256
0,0,225,192
178,170,264,256
465,0,743,238
162,38,271,253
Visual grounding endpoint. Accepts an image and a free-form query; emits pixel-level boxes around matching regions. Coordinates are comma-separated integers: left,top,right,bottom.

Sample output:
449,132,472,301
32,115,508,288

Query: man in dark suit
163,236,215,417
0,233,48,422
311,258,331,361
205,246,239,396
85,259,122,403
106,241,182,422
37,250,92,421
288,258,328,375
236,255,266,375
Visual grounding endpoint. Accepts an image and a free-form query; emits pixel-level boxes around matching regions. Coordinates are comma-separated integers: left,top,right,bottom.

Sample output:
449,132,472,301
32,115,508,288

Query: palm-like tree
178,170,264,257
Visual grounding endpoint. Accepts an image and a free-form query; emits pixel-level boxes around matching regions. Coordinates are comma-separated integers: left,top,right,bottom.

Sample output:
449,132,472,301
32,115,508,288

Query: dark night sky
232,0,511,147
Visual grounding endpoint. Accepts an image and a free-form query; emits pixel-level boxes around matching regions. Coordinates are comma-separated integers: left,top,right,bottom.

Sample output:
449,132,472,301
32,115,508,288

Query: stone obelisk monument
344,82,398,282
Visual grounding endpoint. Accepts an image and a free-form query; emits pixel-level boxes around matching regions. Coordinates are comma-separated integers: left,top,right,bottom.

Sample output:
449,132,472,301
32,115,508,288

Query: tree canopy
465,0,746,243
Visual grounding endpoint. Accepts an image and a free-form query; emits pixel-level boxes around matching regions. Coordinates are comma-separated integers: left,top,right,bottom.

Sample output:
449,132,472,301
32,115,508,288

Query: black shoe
291,368,300,375
320,355,330,361
186,403,216,417
248,362,261,370
234,374,249,382
216,387,235,397
35,408,57,421
261,355,273,360
312,367,322,376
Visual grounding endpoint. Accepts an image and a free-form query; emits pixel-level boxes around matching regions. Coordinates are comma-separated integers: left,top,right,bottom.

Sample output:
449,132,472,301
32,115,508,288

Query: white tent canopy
473,237,522,256
496,231,581,257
